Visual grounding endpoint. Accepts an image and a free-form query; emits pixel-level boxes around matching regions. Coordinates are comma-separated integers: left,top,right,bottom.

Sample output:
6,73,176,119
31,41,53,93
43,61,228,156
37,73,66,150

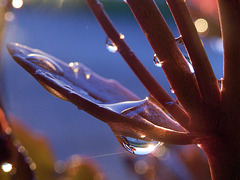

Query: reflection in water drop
106,37,118,53
118,136,162,155
26,53,64,75
153,54,163,67
1,162,13,172
170,87,175,94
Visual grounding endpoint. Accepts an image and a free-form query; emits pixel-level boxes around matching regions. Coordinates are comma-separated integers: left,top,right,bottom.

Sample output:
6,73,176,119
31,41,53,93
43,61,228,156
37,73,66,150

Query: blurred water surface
2,2,223,179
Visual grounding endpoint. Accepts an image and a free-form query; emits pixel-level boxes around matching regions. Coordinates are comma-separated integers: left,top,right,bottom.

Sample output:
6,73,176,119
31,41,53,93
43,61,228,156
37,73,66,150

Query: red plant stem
86,0,190,129
166,0,220,106
219,0,240,118
201,138,240,180
126,0,203,124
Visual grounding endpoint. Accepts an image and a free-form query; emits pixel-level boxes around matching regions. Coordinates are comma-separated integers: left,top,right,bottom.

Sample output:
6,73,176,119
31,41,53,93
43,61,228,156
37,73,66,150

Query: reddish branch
86,0,190,129
166,0,220,106
126,0,203,124
219,0,240,116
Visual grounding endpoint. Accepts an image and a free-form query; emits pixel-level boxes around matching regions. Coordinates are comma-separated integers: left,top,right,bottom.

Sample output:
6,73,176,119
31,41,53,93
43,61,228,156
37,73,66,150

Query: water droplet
69,62,80,78
218,78,223,90
106,37,118,53
123,0,127,4
119,33,125,39
187,61,195,73
170,87,175,94
26,53,64,75
104,99,163,155
166,101,175,105
175,35,183,44
64,85,73,90
117,136,162,155
153,54,163,67
45,72,55,79
84,69,92,80
35,69,42,74
103,99,146,114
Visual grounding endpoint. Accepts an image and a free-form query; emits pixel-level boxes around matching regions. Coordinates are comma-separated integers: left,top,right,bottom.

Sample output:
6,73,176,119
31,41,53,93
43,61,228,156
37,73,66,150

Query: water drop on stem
153,54,163,67
175,35,183,44
106,37,118,53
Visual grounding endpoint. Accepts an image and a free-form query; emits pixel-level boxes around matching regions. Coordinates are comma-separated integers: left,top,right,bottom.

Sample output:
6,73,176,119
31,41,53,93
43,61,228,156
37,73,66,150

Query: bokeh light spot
194,18,208,34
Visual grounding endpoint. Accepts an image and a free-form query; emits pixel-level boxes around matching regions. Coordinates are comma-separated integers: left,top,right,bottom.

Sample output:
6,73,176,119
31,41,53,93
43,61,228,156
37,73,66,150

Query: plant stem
166,0,220,106
201,137,240,180
126,0,203,123
86,0,190,129
219,0,240,119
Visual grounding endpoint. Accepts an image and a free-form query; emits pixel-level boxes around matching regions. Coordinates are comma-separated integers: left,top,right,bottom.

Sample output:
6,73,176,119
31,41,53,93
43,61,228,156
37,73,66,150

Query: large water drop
104,99,163,155
106,37,118,53
26,53,64,75
117,136,162,155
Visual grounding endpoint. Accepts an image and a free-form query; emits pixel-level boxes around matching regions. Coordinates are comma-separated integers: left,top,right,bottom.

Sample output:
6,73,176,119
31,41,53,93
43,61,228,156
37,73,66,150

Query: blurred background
1,0,223,179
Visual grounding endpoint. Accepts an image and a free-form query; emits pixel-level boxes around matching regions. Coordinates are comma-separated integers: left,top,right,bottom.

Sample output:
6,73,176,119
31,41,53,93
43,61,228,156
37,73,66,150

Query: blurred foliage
10,117,56,180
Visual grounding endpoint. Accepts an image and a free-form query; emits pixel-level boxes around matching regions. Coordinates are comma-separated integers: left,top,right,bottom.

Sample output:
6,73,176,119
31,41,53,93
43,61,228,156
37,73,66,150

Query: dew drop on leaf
104,99,163,155
84,69,92,80
69,62,80,78
117,136,162,155
45,72,55,79
106,37,118,53
153,54,163,67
